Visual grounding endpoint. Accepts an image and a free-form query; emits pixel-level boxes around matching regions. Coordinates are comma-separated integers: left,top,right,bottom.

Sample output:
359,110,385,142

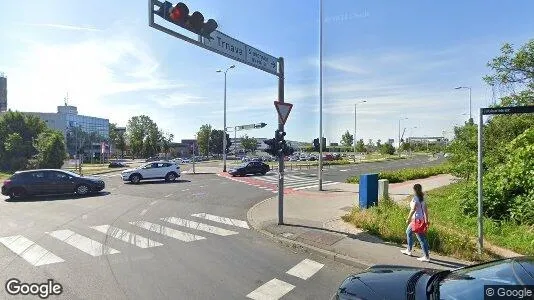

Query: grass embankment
63,163,125,175
346,163,451,184
342,181,534,262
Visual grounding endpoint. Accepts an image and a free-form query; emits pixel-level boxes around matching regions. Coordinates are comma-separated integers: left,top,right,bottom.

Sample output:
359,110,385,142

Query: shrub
346,163,452,184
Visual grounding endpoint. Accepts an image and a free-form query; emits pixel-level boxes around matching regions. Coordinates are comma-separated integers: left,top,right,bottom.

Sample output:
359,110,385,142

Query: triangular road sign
274,101,293,125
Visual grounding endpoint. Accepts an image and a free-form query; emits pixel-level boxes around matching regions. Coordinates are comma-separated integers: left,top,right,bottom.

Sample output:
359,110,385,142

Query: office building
0,74,6,112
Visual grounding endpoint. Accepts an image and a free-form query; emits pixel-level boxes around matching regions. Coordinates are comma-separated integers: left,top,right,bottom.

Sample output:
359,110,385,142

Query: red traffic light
169,2,188,23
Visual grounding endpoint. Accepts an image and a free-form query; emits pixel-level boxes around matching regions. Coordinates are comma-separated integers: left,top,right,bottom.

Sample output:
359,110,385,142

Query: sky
0,0,533,144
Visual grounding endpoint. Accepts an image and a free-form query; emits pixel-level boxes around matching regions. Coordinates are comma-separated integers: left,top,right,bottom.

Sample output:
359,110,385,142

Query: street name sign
202,31,278,76
274,101,293,125
482,105,534,115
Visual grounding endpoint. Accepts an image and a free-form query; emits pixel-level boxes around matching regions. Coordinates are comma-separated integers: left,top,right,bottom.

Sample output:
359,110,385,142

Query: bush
346,163,452,184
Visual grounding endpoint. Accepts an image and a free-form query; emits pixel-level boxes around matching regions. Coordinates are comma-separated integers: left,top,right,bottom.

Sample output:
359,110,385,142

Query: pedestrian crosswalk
219,173,339,193
0,213,249,268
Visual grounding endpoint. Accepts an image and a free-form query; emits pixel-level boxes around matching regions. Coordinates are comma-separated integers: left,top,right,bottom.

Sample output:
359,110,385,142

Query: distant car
108,162,127,168
121,161,181,184
145,157,159,162
228,161,270,176
331,256,534,300
1,169,105,200
181,159,191,164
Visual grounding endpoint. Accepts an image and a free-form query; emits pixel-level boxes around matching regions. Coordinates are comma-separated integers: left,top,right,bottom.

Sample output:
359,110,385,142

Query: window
29,172,46,179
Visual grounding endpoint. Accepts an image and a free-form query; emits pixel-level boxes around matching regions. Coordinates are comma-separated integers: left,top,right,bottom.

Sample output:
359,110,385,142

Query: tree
126,115,160,158
355,139,366,153
160,131,174,158
376,139,382,148
446,122,478,180
196,124,212,156
208,129,232,155
0,111,47,171
33,130,67,169
340,130,354,148
379,143,395,155
109,123,127,158
240,135,258,153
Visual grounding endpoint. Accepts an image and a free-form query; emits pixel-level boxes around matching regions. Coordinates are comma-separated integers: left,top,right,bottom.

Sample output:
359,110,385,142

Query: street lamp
455,86,472,122
216,65,235,172
398,117,408,151
353,100,367,161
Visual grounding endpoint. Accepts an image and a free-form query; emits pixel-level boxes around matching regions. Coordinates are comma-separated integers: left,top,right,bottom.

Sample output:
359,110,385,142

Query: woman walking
401,183,430,262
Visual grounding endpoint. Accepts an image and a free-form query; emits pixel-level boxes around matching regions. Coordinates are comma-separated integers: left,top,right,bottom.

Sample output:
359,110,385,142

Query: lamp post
455,86,472,123
318,0,324,191
216,65,235,172
398,117,408,154
353,100,366,161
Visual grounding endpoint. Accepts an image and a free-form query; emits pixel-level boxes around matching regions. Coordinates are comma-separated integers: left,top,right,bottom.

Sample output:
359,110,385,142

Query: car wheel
76,184,90,196
165,172,177,182
130,174,141,184
9,188,27,200
261,171,267,175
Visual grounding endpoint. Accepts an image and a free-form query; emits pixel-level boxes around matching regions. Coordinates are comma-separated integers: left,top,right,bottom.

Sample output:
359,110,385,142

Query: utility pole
318,0,324,191
277,58,285,225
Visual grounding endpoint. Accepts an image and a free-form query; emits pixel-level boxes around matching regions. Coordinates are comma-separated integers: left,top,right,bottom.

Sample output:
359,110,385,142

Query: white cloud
17,23,102,32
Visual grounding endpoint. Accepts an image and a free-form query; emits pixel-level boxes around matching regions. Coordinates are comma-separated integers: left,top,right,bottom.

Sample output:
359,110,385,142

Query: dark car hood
80,176,103,182
337,266,435,299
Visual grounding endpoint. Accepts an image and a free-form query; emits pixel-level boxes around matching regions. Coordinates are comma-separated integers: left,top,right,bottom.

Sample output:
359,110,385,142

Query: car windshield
60,170,81,178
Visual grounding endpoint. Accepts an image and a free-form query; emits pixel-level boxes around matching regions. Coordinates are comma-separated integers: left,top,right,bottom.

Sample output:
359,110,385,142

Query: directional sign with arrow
274,101,293,125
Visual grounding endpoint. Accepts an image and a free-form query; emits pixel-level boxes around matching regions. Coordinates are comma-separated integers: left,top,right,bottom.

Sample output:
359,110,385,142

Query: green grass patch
0,172,11,181
342,182,534,262
346,163,451,184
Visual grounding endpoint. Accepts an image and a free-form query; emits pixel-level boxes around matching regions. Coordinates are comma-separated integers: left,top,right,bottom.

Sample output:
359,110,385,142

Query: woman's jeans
406,224,430,257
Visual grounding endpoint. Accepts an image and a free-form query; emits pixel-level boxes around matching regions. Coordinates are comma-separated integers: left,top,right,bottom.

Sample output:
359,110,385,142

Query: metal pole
318,0,323,191
192,142,196,174
234,126,237,157
278,57,285,225
353,104,357,162
223,72,227,172
469,87,473,122
398,119,401,154
477,109,484,254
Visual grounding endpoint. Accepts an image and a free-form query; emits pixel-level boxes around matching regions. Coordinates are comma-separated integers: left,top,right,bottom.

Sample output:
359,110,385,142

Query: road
0,173,360,299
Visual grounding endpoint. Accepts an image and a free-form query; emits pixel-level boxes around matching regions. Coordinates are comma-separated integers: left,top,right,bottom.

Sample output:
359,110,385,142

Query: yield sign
274,101,293,125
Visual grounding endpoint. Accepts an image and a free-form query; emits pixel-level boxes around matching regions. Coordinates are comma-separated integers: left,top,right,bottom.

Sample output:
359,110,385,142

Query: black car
109,161,127,168
332,256,534,300
1,169,105,200
228,161,270,176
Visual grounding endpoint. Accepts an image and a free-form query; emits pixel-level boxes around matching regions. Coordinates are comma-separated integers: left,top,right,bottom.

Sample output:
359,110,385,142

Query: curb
246,197,372,270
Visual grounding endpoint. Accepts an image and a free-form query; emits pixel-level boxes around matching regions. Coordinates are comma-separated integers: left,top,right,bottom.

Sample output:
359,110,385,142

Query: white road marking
130,221,205,242
164,194,173,198
149,201,158,206
286,259,324,280
293,182,339,190
0,235,65,266
161,217,238,236
140,209,148,216
90,225,163,248
191,213,250,229
339,169,348,172
246,278,295,300
47,230,120,257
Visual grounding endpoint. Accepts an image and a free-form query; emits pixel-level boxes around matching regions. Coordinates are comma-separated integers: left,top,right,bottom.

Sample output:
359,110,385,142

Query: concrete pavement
247,174,471,270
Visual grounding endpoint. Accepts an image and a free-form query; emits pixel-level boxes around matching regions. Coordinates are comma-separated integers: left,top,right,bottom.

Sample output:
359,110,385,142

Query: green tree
209,129,232,155
379,143,395,155
446,122,478,180
0,111,47,171
196,124,212,156
34,130,67,169
355,139,366,153
340,130,354,148
240,135,258,153
126,115,160,158
160,131,174,158
109,123,127,158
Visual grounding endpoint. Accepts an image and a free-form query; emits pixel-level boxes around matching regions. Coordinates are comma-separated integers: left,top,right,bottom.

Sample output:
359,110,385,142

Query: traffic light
282,144,295,157
264,138,278,157
158,1,218,39
313,138,320,152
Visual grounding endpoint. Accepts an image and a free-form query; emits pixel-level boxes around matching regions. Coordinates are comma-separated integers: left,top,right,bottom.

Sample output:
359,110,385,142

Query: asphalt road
0,173,360,299
285,154,446,183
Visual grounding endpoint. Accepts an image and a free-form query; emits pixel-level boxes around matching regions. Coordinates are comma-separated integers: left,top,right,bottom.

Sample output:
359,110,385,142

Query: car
1,169,105,200
108,161,127,168
228,161,270,176
332,256,534,300
121,161,181,184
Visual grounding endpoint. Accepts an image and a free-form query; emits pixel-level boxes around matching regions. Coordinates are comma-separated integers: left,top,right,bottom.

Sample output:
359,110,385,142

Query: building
22,105,110,157
407,136,449,145
0,74,6,112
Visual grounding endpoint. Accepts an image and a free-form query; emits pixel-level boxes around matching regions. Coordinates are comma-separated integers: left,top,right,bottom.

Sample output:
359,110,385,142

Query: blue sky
0,0,533,144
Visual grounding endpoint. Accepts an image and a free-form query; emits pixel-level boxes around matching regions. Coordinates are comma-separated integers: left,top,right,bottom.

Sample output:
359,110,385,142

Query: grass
342,182,534,262
346,163,451,184
0,172,11,181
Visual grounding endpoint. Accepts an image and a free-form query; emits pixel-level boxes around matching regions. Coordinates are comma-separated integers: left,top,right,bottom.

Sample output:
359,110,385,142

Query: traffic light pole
277,58,285,225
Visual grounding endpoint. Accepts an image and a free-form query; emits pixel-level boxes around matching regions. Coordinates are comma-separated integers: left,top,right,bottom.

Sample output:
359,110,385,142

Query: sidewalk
247,174,472,270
